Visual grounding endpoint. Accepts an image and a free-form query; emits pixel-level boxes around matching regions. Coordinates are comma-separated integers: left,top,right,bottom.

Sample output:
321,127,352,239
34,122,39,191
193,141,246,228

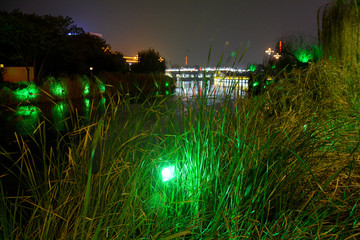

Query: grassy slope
1,60,360,239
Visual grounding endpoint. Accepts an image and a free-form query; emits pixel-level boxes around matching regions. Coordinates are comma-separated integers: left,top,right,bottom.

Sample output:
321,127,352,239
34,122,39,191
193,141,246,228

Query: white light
162,165,175,182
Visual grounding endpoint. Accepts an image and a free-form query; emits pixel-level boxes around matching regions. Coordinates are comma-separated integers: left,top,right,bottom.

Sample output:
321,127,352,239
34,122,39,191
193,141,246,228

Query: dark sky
1,0,330,68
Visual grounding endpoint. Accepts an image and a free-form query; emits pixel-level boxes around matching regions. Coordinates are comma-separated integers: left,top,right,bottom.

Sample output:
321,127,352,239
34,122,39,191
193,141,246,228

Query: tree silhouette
0,10,127,81
132,48,166,74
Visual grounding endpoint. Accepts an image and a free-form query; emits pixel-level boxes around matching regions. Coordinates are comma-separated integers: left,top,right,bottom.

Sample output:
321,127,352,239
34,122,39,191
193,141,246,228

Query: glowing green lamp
162,165,175,182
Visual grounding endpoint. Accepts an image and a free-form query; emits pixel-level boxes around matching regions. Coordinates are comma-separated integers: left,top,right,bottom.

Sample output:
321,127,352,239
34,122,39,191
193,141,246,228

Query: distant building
123,55,139,70
1,66,34,83
88,32,103,38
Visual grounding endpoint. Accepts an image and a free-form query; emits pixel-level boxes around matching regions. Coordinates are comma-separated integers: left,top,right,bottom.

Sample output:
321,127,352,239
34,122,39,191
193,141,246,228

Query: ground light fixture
161,165,175,182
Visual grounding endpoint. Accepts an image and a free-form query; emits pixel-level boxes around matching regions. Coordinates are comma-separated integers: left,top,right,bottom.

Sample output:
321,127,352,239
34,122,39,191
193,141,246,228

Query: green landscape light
162,165,175,182
50,81,66,98
249,64,256,72
253,81,259,87
165,82,169,87
13,83,39,101
295,49,312,63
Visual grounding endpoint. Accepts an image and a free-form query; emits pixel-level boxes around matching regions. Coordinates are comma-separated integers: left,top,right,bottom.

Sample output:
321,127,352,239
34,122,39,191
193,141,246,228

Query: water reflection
0,96,109,143
14,105,40,136
52,101,69,131
175,79,248,103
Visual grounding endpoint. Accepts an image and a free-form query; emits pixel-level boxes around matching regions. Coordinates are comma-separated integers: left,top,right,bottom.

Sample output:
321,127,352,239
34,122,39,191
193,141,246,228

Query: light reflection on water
0,97,107,143
52,101,69,132
13,105,40,137
1,80,245,142
174,80,248,103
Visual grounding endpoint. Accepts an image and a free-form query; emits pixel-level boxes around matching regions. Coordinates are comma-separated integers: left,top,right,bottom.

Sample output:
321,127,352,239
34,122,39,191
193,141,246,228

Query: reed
1,58,360,239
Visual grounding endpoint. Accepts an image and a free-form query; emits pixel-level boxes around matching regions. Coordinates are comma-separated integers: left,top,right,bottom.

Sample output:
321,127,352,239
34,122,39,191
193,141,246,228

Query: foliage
132,48,166,74
0,10,84,80
0,10,127,81
273,35,322,73
319,0,360,63
1,59,360,238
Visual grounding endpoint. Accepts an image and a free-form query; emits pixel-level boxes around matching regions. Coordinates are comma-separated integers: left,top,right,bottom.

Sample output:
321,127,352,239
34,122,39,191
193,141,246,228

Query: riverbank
1,60,360,239
0,72,175,106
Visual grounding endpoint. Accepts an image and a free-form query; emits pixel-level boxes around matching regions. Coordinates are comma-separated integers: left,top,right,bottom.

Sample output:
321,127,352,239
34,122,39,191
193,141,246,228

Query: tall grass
1,60,360,239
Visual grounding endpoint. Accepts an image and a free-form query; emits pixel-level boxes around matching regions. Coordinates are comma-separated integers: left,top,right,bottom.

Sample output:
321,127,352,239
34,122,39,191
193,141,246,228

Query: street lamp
274,53,281,60
89,67,93,78
0,64,4,82
265,48,274,55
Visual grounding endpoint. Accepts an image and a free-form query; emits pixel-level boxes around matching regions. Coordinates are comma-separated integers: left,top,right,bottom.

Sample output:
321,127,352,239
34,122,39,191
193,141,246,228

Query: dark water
0,97,108,195
0,97,107,145
0,80,245,144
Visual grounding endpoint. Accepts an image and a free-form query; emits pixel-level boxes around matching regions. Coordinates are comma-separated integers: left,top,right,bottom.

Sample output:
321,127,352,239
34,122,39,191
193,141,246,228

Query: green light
249,64,256,72
13,83,39,101
16,105,39,117
15,106,40,136
83,81,90,96
162,165,175,182
50,81,66,98
165,82,169,87
98,82,105,92
52,101,68,131
165,90,169,95
84,98,90,108
252,81,259,87
295,49,312,63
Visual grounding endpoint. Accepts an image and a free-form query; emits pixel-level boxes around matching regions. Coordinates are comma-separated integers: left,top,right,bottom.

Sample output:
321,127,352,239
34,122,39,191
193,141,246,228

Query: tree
132,48,166,74
272,35,322,74
0,10,127,81
319,0,360,63
0,10,84,81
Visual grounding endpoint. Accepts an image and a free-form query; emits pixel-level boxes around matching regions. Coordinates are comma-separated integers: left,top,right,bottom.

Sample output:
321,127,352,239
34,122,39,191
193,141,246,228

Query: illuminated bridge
166,67,250,91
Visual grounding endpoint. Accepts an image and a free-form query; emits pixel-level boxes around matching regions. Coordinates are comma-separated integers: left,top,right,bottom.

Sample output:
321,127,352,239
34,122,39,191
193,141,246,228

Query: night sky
1,0,330,68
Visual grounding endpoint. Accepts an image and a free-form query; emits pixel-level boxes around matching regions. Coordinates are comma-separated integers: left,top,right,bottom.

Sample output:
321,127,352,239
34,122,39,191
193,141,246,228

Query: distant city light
165,67,246,72
279,41,283,52
274,53,281,60
265,48,274,55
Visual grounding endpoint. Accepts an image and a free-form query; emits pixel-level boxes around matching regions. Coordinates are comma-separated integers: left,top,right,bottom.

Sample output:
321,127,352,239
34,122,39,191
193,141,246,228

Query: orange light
265,48,274,55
